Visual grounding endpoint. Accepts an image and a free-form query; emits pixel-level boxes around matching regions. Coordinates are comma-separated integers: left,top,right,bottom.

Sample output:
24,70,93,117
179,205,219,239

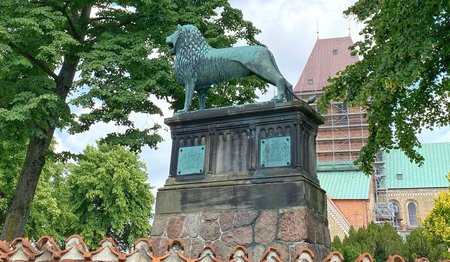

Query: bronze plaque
260,136,291,168
177,145,205,175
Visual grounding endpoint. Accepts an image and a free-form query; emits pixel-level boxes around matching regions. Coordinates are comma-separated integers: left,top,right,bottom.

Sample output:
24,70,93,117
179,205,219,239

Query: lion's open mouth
167,42,175,54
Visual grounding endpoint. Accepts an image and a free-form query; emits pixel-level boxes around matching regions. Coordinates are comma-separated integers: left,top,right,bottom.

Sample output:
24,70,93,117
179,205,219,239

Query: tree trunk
0,57,76,241
0,126,55,241
0,5,90,241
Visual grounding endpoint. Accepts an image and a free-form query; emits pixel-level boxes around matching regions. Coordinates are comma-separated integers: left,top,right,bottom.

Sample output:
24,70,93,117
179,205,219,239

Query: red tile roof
294,36,358,94
0,235,427,262
0,236,311,262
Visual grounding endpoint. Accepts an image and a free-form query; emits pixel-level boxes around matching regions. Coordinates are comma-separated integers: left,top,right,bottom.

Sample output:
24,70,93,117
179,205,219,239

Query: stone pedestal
151,101,330,261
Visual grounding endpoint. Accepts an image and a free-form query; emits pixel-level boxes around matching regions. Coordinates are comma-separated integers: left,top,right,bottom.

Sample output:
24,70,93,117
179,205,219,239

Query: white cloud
56,95,174,195
417,126,450,144
230,0,361,84
56,121,121,153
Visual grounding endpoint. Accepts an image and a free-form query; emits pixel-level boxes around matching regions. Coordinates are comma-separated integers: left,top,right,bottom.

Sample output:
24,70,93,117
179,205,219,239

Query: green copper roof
385,142,450,189
318,170,371,199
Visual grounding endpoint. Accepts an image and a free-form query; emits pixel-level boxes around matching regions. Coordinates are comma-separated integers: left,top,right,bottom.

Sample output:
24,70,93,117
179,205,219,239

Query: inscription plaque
260,136,291,168
177,145,205,175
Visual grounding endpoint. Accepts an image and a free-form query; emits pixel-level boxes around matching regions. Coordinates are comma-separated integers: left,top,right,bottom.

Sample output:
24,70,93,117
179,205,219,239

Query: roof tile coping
0,235,433,262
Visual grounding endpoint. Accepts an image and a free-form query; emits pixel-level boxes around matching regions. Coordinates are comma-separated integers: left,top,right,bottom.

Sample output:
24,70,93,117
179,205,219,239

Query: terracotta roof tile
294,36,358,94
355,253,374,262
294,247,315,261
0,235,425,261
323,251,345,262
260,247,282,262
387,255,406,262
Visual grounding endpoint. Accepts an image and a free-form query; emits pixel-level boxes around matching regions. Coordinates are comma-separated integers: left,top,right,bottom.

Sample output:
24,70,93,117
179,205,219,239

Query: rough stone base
150,207,330,261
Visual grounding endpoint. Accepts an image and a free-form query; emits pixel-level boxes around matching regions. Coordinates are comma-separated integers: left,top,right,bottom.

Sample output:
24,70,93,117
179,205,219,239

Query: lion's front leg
178,79,196,113
198,87,207,110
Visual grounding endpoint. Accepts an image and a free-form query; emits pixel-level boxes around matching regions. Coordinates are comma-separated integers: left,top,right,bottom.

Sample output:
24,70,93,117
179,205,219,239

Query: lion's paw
271,97,284,103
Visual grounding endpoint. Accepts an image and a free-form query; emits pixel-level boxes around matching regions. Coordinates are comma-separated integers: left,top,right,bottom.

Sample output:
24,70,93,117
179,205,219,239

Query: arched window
389,202,401,229
408,202,418,227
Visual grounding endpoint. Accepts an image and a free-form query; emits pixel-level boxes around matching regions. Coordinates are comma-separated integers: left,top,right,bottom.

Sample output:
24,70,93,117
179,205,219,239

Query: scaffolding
303,94,368,163
302,92,394,226
373,151,394,224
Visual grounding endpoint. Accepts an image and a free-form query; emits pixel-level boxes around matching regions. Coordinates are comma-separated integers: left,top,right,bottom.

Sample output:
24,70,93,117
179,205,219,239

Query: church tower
294,36,368,163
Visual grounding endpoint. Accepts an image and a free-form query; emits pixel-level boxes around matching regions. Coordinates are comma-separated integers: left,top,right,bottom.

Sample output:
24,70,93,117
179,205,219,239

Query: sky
55,0,450,196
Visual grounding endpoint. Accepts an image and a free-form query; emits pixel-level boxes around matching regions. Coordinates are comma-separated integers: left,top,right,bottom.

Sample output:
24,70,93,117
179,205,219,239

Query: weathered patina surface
166,24,296,112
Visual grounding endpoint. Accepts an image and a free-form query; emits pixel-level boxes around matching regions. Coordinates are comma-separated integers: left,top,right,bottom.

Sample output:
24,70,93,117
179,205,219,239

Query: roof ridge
318,35,353,40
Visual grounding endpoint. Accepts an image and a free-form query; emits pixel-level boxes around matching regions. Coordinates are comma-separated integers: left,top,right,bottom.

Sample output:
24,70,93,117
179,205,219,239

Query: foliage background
332,222,450,261
319,0,449,174
0,142,154,249
0,0,266,239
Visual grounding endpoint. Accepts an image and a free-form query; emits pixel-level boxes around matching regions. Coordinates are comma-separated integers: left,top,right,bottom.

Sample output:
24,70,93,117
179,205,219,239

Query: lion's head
166,24,211,56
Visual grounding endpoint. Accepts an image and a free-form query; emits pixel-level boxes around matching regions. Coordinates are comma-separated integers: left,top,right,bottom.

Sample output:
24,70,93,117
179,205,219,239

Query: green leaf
319,0,449,174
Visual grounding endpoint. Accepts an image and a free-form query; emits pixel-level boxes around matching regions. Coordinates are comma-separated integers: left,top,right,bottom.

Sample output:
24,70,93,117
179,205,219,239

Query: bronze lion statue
166,24,298,113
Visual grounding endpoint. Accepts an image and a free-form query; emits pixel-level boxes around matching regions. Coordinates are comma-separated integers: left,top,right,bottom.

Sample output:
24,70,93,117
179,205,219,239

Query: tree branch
58,2,82,41
92,13,146,31
118,14,146,28
7,42,59,81
55,6,91,98
35,1,81,42
90,16,117,21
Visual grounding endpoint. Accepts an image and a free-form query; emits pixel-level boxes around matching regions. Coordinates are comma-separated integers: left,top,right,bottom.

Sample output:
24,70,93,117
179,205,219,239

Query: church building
294,35,450,239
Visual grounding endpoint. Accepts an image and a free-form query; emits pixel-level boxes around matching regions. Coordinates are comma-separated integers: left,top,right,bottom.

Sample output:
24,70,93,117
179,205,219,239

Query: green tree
422,173,450,256
0,140,28,227
0,0,263,240
422,191,450,245
66,143,154,249
319,0,449,174
404,227,449,261
0,140,152,248
25,158,76,242
332,223,406,261
0,140,74,241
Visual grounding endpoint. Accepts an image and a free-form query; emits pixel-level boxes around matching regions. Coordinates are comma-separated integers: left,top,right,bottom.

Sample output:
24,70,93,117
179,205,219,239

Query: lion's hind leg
241,49,291,102
244,64,286,100
284,80,294,101
255,71,289,102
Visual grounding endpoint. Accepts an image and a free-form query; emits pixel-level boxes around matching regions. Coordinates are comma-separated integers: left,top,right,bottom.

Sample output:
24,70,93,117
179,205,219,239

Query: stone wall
150,208,330,261
386,188,447,230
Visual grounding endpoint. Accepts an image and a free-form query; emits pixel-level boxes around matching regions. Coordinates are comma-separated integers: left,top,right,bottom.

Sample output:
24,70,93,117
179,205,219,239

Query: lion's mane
173,25,213,85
